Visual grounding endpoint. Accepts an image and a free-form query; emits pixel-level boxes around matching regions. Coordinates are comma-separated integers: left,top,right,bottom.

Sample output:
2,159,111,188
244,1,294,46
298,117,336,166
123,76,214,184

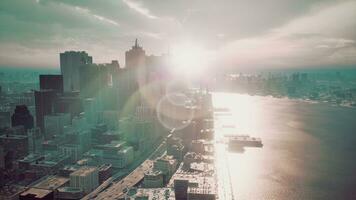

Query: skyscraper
125,39,146,69
53,92,83,119
60,51,92,92
11,105,34,131
27,127,43,154
125,39,146,94
34,90,57,133
0,111,11,128
39,74,64,93
79,60,120,111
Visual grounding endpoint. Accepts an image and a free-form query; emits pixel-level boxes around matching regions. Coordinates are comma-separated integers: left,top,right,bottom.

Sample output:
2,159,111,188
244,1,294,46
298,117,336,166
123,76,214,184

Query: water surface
213,93,356,200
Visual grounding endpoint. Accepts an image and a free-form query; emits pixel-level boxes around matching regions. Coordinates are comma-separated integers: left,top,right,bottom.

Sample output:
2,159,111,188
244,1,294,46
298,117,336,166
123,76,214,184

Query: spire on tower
135,38,138,48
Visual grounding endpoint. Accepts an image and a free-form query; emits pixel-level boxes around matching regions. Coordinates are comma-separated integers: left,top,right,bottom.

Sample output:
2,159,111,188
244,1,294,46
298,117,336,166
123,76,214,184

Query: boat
226,135,263,148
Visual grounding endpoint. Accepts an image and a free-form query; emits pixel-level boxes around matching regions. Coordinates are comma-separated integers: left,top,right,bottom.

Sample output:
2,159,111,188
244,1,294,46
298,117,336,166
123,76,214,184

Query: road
91,140,167,200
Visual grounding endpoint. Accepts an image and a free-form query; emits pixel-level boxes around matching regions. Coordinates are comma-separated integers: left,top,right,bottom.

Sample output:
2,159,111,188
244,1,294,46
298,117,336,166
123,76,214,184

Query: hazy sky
0,0,355,69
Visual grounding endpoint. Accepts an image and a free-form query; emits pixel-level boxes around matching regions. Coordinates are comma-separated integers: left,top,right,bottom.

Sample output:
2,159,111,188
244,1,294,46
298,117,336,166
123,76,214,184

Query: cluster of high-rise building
0,40,175,200
0,39,219,200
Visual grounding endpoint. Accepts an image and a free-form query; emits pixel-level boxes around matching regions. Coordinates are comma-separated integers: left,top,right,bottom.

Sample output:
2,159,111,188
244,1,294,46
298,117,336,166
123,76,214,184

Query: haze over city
1,0,356,69
1,1,356,200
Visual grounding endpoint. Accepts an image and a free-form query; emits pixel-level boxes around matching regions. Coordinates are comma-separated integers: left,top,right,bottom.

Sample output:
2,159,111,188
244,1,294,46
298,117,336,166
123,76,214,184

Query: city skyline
0,0,356,70
1,2,356,197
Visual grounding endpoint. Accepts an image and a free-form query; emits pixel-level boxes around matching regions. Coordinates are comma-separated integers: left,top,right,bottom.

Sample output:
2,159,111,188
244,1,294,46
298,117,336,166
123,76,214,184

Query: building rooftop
30,153,69,167
33,176,69,190
168,158,217,196
98,164,112,171
57,187,83,193
144,170,162,176
156,155,177,165
20,188,52,198
126,188,175,200
96,141,126,150
18,154,44,163
62,164,81,172
0,134,27,139
70,167,97,177
118,146,133,154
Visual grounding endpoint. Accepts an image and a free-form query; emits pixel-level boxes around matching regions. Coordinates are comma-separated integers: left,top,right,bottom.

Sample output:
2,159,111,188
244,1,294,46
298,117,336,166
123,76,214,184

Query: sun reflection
214,93,263,135
213,93,267,199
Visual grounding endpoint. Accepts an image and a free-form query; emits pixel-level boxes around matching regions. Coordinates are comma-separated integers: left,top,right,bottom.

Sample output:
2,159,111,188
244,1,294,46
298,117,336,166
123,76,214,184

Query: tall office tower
0,111,11,128
34,90,57,133
44,113,71,137
27,127,43,154
100,61,121,111
54,91,83,119
11,105,34,131
39,74,64,93
125,39,146,97
79,61,120,110
60,51,93,92
83,98,97,124
135,105,153,122
144,54,170,108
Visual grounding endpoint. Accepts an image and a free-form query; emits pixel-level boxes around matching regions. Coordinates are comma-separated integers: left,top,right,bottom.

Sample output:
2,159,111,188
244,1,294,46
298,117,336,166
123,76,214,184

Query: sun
170,43,208,77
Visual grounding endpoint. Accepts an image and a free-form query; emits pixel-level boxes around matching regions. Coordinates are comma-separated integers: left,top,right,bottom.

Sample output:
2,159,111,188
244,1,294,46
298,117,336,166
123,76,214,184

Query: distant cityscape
216,69,356,107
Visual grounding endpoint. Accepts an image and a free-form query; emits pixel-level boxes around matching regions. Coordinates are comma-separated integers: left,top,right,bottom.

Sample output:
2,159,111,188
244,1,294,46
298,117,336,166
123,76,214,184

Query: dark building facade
0,134,29,169
60,51,93,92
35,90,57,132
0,111,11,128
39,74,64,93
11,105,34,131
53,91,83,119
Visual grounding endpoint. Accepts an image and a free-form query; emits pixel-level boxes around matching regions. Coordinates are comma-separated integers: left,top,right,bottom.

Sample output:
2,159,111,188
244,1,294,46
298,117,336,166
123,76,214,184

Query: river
213,92,356,200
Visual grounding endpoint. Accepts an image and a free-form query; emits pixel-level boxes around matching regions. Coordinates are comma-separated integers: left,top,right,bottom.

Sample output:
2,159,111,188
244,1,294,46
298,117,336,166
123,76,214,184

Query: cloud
73,6,119,26
93,14,119,26
122,0,158,19
0,0,355,69
218,1,356,69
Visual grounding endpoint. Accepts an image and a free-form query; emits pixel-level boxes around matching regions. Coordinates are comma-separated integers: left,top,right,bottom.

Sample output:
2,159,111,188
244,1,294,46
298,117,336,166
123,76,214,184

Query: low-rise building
98,164,112,184
153,155,177,184
124,188,175,200
69,167,99,194
100,143,134,168
143,170,164,188
18,154,45,170
56,187,84,200
19,188,53,200
32,175,69,191
59,144,81,162
169,153,217,200
30,153,70,176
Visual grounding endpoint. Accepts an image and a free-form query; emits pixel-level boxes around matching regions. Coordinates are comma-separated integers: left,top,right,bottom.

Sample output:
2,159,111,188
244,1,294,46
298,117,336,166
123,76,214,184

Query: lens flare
156,93,194,130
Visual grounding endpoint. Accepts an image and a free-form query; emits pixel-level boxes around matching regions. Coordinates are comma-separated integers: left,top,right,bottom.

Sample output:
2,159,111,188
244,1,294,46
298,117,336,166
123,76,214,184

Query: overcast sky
0,0,355,69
